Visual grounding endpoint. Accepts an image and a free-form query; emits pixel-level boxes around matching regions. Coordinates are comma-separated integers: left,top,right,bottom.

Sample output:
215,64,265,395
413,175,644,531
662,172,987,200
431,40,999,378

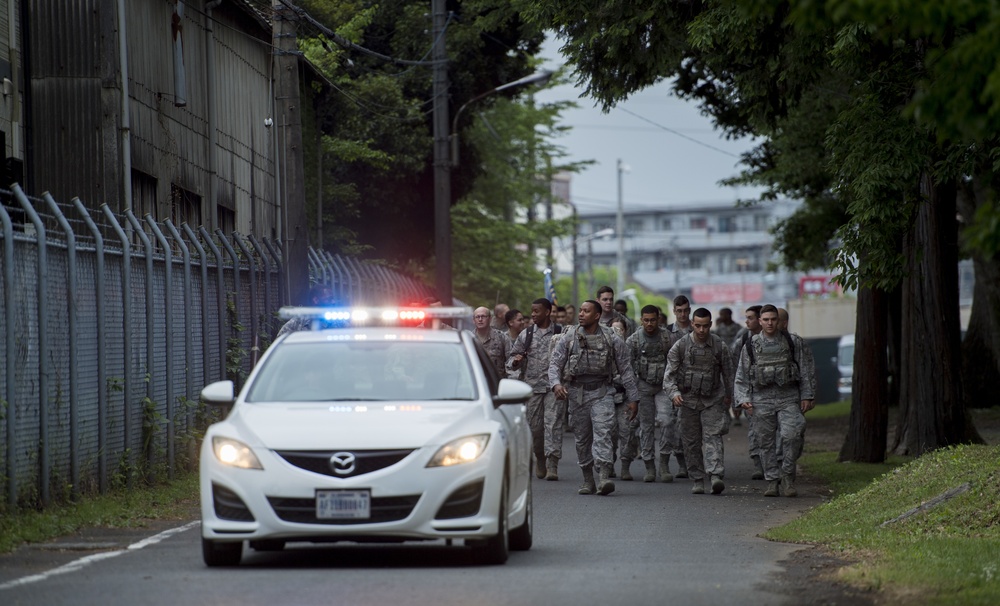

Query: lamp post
616,159,630,296
450,70,554,167
434,68,553,305
736,257,749,303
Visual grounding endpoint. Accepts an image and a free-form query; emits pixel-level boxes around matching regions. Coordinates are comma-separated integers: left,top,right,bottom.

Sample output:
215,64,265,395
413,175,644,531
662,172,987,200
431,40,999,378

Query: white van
836,334,855,400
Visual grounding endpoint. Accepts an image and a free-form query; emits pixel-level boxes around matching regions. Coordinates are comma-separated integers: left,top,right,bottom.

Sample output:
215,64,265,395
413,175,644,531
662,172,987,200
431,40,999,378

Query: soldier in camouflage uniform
656,295,693,480
733,305,764,479
503,308,527,352
508,299,563,481
665,308,735,495
735,305,816,497
549,300,640,496
625,304,679,482
473,306,509,379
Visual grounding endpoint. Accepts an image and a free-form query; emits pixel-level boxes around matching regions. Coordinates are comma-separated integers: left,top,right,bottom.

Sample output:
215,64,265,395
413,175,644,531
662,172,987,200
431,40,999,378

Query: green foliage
0,472,199,554
770,444,1000,604
296,0,549,273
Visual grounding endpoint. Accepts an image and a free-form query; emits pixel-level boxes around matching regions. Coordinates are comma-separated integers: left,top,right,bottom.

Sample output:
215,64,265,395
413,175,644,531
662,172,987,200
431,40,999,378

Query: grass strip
770,443,1000,605
0,472,199,554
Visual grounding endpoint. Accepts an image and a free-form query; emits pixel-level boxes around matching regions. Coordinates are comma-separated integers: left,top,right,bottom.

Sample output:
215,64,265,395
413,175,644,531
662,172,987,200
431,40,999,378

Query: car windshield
246,340,477,403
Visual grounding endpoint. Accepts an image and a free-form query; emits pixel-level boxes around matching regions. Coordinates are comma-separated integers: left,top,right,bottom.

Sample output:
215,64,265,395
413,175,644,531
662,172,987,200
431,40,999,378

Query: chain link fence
0,185,433,511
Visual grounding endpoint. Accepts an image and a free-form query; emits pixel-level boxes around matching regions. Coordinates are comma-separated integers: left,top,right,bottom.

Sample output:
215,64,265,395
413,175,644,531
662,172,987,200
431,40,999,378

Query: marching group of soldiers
472,287,816,499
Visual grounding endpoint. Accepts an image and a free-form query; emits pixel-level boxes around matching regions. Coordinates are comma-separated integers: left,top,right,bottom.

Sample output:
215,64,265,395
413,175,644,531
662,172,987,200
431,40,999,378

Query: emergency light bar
278,305,473,323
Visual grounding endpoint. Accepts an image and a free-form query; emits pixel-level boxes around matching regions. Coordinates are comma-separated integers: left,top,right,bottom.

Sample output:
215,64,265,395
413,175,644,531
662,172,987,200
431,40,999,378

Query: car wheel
249,539,286,552
509,475,533,551
202,536,243,567
473,476,509,565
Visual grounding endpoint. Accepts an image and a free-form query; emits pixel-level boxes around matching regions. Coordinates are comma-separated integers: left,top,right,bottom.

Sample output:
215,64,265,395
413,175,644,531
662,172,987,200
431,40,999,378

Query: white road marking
0,521,200,591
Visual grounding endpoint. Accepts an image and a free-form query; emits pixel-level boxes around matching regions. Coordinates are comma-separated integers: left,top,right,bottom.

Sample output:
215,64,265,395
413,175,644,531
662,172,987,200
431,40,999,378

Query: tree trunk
894,175,977,455
839,285,889,462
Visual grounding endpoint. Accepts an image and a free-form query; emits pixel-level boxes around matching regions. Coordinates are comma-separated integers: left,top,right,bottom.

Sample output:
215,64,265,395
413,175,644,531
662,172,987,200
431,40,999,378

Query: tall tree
518,0,989,458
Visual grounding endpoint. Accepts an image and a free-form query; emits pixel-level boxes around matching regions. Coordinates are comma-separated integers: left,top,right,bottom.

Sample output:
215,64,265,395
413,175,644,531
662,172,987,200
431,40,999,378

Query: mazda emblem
329,452,356,475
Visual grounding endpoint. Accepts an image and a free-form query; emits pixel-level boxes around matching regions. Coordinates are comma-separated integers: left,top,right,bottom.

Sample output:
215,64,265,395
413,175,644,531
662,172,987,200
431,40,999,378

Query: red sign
799,275,840,297
691,283,763,304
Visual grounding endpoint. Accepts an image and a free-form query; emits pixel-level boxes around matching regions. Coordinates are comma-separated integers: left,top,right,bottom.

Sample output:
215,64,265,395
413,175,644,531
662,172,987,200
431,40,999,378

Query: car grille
267,495,420,525
213,484,256,522
435,479,484,520
274,449,415,478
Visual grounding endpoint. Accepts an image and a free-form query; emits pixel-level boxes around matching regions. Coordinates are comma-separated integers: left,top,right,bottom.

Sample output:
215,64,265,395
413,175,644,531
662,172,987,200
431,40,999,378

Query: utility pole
432,0,451,305
273,0,309,304
616,159,626,296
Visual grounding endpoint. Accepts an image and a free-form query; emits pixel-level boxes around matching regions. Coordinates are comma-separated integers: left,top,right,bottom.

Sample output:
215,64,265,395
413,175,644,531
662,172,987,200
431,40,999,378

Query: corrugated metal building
18,0,280,236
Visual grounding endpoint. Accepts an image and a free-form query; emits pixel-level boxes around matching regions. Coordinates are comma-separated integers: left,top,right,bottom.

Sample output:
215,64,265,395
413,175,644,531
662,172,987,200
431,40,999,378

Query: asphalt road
0,419,823,606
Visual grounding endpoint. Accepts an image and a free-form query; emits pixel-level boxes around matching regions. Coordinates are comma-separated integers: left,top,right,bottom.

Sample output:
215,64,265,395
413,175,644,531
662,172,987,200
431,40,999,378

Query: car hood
227,401,488,450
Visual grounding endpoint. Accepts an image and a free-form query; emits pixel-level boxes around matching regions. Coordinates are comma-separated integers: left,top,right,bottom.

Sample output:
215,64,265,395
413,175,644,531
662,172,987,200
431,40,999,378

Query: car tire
249,539,286,552
473,476,509,565
202,536,243,567
509,476,533,551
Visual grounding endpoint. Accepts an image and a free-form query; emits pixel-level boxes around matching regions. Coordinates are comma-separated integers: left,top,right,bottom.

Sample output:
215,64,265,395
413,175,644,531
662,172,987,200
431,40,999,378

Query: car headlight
212,436,264,469
427,434,490,467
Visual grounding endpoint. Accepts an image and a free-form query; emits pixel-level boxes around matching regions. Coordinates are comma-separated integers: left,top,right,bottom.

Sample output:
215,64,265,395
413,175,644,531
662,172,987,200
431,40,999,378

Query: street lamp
450,70,555,166
434,69,553,306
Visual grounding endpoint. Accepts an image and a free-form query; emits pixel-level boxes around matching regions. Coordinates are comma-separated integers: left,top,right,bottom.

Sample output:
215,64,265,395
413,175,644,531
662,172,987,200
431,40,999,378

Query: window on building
718,216,735,233
217,206,236,236
132,170,157,221
660,217,672,231
690,216,707,229
754,214,770,231
626,218,643,234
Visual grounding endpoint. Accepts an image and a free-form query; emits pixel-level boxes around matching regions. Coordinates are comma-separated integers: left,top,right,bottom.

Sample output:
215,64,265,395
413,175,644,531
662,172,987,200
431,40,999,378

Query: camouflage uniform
508,323,562,466
656,323,691,474
712,321,741,349
733,332,816,482
665,333,735,483
625,327,676,464
549,325,640,470
476,327,509,379
732,330,763,472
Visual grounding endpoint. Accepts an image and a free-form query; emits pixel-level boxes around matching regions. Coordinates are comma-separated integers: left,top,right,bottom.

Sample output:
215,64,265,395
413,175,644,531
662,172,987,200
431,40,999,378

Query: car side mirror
201,380,235,406
493,378,532,407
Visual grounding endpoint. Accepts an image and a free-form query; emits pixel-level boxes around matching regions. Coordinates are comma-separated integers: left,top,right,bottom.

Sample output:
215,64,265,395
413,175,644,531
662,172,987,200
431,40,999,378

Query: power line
276,0,447,67
618,107,742,158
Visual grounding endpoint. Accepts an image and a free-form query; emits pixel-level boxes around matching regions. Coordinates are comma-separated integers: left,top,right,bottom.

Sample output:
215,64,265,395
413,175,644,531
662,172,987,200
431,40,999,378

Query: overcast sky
533,35,763,216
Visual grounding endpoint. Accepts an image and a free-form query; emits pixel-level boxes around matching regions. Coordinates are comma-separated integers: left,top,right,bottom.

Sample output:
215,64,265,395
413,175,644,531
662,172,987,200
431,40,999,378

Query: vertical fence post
232,234,258,367
164,220,193,438
248,235,272,340
199,227,227,383
12,185,50,506
42,193,80,496
215,229,242,385
72,198,108,493
124,210,156,480
1,203,17,507
145,218,175,478
101,205,134,488
183,224,211,389
333,254,353,303
263,238,284,306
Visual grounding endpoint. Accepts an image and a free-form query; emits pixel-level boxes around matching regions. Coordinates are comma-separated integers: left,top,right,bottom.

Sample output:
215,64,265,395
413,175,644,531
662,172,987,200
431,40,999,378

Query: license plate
316,489,371,520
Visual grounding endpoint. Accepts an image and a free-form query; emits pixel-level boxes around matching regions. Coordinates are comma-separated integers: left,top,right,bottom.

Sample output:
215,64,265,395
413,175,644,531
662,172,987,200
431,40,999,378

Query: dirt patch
774,547,878,605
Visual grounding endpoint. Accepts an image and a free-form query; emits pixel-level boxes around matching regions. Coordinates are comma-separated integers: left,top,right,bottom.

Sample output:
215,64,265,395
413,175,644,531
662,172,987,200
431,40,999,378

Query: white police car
199,306,534,566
